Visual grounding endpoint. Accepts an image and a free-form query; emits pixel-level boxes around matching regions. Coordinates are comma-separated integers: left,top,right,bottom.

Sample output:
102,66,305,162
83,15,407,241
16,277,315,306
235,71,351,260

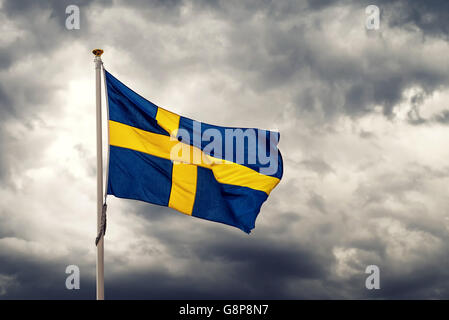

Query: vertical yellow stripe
169,162,197,215
156,107,180,137
156,108,197,215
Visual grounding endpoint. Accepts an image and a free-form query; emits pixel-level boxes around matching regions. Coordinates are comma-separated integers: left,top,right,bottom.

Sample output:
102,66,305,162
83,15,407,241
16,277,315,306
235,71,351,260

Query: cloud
384,0,449,40
1,0,449,300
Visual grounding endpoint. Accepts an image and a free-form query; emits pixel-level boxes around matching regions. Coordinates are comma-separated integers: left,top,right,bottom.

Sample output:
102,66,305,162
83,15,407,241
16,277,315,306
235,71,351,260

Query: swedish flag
105,70,283,233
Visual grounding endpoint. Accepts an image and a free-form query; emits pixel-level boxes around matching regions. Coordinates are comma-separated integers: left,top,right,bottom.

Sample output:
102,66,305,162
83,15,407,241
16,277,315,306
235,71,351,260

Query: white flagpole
93,49,104,300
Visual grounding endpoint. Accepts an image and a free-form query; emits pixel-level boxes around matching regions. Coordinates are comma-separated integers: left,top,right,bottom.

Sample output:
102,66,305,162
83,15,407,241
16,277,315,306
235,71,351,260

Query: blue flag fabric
105,70,283,233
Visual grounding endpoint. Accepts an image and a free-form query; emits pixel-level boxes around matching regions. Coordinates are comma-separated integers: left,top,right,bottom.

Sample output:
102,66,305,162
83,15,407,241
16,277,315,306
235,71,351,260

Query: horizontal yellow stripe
169,162,197,215
109,120,280,194
155,107,180,137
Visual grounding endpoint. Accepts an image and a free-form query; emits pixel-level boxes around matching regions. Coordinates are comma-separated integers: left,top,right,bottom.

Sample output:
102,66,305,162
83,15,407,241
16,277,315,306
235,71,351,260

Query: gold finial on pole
92,49,104,56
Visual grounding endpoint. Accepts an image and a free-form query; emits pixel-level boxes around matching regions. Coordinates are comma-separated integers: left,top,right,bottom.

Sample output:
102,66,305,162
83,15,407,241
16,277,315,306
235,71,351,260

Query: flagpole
93,49,104,300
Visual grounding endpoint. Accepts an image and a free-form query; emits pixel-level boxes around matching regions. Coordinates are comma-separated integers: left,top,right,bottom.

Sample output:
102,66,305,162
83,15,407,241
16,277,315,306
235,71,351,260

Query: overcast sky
1,0,449,299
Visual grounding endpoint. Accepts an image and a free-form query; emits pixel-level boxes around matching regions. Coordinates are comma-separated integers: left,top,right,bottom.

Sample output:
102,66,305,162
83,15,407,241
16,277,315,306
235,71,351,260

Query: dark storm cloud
0,73,61,182
0,1,107,297
401,90,449,126
94,197,334,299
0,50,13,70
101,237,333,299
1,0,449,300
112,228,333,299
196,238,328,277
189,0,448,119
339,241,449,299
308,0,449,39
307,193,328,214
0,205,332,300
2,0,112,28
0,1,110,183
281,30,443,117
302,0,449,118
0,0,111,70
40,0,445,121
0,247,95,299
385,0,449,40
433,110,449,123
379,263,449,299
0,84,12,116
300,158,334,176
